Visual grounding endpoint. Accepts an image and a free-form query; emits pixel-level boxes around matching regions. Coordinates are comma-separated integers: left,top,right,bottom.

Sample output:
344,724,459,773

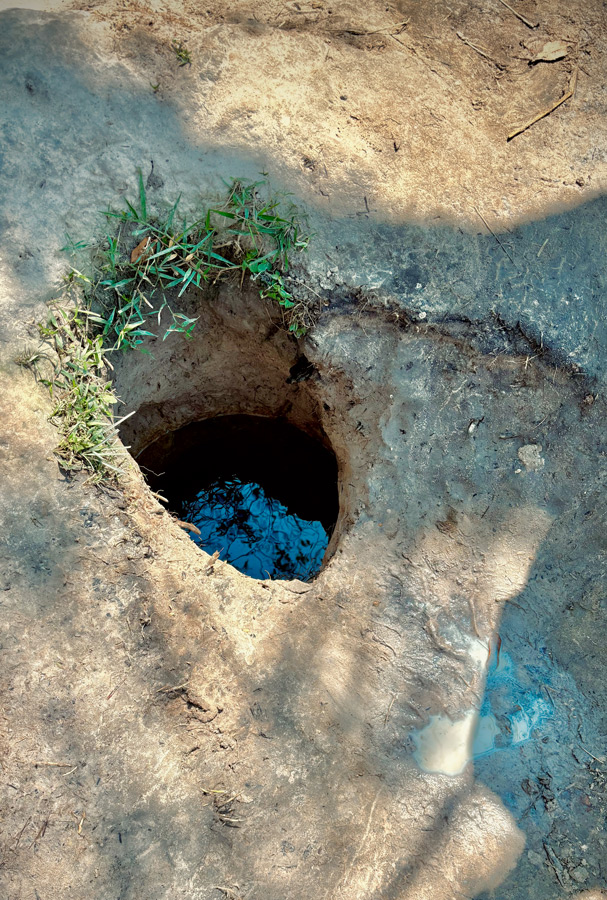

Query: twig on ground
474,206,517,266
384,694,397,725
334,19,408,37
467,596,481,637
425,616,468,659
389,34,409,52
31,818,49,847
12,817,32,851
498,597,526,610
496,0,538,29
106,677,126,700
456,31,505,68
175,518,202,536
156,681,190,693
578,744,604,763
507,68,578,141
543,843,566,887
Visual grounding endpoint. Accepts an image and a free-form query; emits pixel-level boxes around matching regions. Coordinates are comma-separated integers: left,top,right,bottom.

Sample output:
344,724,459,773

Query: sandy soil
1,2,606,899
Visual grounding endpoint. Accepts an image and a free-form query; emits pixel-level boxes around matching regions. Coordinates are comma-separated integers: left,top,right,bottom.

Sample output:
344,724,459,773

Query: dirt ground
1,1,607,899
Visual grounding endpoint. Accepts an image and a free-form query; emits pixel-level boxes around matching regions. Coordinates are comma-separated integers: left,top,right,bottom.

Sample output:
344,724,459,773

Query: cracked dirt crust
1,2,607,899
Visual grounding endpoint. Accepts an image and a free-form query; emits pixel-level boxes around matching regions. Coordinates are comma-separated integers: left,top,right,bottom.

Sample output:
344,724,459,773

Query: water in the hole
176,476,328,580
137,415,338,582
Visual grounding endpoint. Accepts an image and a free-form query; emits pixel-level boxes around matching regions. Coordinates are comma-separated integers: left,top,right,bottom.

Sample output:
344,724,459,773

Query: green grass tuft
35,302,131,481
30,176,314,481
88,176,312,345
171,40,192,66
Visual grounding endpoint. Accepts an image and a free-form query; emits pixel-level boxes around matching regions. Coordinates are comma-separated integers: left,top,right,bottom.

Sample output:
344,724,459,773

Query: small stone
517,443,544,471
571,866,588,883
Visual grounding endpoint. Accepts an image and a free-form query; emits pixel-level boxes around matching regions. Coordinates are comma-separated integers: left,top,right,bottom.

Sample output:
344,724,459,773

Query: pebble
517,443,545,471
571,866,588,883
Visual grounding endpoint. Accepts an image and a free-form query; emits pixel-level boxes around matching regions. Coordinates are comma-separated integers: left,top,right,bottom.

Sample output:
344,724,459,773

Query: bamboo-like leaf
137,168,147,221
178,268,197,297
166,194,182,230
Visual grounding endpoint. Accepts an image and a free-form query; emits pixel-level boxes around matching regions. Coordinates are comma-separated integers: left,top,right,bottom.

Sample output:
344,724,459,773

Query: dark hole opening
137,415,339,581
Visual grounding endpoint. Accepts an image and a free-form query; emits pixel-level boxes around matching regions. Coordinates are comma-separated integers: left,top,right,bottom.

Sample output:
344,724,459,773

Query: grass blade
138,167,147,221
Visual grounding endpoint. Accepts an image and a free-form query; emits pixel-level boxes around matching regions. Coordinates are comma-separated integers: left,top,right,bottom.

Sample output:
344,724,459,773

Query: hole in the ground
137,414,339,581
113,280,352,579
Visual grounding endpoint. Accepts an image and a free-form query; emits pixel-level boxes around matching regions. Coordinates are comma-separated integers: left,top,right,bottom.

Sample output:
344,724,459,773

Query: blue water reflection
177,476,328,581
473,647,554,760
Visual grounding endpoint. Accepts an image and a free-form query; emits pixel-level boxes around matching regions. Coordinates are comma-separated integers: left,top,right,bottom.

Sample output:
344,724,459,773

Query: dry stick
106,677,126,701
156,680,189,694
508,68,578,141
474,206,517,266
12,817,32,851
543,843,566,887
496,0,538,29
384,694,397,725
389,33,409,53
31,818,49,846
175,518,201,536
578,744,603,763
335,19,409,36
363,19,408,35
467,595,481,637
456,31,503,68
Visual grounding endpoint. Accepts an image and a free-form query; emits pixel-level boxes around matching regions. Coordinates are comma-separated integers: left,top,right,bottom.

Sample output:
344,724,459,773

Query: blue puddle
176,476,328,581
473,644,554,760
411,640,560,777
